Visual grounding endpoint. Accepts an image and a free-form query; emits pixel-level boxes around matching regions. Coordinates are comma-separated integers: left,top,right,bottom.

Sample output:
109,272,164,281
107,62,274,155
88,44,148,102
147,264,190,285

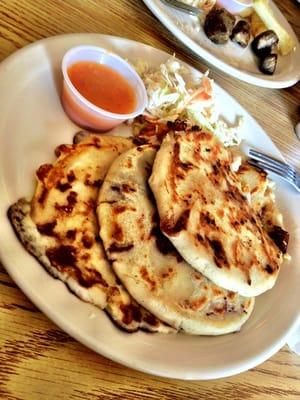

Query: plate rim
0,33,299,380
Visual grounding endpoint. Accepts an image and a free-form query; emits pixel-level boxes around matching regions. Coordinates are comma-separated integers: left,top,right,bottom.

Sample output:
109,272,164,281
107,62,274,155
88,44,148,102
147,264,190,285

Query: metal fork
248,148,300,193
160,0,202,16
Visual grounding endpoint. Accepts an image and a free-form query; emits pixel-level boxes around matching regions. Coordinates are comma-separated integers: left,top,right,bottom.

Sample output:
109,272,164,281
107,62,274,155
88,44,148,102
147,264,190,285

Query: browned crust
7,196,165,333
154,131,284,290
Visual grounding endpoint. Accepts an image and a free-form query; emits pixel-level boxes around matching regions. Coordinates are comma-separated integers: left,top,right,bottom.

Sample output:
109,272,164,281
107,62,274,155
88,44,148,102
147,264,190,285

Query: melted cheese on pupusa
98,145,255,335
24,133,171,332
149,131,286,297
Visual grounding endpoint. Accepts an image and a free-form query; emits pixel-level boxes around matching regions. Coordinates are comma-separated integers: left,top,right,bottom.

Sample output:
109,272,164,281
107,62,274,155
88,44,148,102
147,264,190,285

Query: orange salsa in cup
67,61,137,114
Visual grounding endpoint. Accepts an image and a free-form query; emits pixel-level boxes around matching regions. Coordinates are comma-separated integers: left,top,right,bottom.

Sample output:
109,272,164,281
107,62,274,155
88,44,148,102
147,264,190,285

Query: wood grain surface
0,0,300,399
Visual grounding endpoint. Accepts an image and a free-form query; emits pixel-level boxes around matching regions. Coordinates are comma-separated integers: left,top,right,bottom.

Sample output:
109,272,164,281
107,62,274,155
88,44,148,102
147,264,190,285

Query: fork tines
248,149,300,192
248,159,294,180
249,149,296,177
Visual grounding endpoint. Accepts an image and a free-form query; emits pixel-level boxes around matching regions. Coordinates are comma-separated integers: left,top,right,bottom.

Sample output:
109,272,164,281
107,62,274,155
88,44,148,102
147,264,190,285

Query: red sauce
67,61,137,114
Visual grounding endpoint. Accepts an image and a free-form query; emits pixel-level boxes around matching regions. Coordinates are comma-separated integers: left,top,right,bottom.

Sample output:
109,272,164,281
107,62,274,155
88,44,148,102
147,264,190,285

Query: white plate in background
143,0,300,88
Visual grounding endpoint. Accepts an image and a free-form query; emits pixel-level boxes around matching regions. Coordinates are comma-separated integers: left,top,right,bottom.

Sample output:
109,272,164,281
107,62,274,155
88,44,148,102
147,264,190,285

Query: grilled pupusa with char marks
98,145,254,335
149,130,288,297
236,161,289,254
8,132,172,333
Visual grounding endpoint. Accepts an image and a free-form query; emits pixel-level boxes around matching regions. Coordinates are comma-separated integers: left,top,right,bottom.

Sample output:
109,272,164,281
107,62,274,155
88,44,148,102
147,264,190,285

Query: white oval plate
143,0,300,88
0,34,299,380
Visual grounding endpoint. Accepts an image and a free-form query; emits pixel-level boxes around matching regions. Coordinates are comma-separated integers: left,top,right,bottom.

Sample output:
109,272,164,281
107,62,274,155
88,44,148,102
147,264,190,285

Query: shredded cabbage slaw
134,57,243,147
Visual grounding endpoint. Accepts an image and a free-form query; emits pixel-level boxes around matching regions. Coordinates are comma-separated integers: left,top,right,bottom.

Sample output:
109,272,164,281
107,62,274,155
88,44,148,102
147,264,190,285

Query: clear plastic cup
216,0,253,15
61,45,147,132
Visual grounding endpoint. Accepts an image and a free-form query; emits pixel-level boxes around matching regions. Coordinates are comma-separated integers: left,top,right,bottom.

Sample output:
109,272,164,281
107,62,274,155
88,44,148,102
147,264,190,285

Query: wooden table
0,1,299,398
